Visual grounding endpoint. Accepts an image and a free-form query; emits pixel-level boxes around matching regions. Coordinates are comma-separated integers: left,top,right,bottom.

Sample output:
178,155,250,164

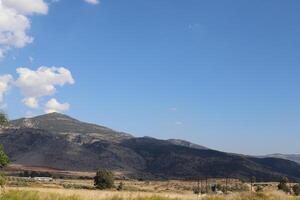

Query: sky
0,0,300,155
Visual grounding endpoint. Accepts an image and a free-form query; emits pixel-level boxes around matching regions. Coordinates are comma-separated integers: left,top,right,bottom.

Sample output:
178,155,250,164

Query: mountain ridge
1,113,300,181
261,154,300,165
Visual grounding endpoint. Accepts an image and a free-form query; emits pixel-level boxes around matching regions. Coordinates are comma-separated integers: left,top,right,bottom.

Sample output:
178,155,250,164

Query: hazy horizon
1,0,300,155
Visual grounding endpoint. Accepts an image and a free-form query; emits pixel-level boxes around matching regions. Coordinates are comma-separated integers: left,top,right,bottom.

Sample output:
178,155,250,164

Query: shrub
94,169,114,189
0,173,5,188
117,182,124,191
62,183,94,190
255,185,264,192
293,184,300,196
278,177,291,193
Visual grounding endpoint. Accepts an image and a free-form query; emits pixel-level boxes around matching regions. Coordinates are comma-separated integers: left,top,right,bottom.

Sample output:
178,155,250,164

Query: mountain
10,112,132,142
263,154,300,165
1,113,300,181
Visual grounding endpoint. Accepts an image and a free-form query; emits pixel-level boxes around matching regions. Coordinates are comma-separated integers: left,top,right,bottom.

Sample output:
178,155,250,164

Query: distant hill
263,154,300,165
1,113,300,181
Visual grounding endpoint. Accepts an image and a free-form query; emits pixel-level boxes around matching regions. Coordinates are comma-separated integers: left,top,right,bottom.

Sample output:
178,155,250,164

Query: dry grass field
1,177,300,200
1,188,300,200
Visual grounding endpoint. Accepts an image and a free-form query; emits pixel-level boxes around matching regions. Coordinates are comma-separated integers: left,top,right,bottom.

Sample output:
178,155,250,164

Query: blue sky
0,0,300,155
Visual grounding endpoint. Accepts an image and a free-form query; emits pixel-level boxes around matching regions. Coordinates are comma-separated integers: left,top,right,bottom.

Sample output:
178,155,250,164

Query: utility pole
206,177,208,194
225,177,228,194
197,178,200,200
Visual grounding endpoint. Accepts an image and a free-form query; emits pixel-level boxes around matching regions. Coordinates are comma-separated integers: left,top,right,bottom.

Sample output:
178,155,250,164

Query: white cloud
0,0,48,58
44,98,70,113
22,97,39,108
0,0,99,58
0,74,13,104
15,66,74,108
2,0,48,15
84,0,99,5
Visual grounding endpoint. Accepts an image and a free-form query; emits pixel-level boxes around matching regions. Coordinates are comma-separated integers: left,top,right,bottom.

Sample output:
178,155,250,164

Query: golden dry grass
1,187,300,200
3,187,195,200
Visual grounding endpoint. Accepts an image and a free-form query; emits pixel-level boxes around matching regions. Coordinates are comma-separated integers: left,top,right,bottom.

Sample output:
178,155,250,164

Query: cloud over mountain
0,66,74,113
15,66,74,109
45,98,70,113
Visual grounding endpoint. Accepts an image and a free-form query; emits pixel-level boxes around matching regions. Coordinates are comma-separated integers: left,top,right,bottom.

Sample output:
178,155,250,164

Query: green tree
0,112,9,168
0,145,9,168
94,169,114,189
278,177,291,193
0,112,8,128
293,184,300,196
0,112,9,188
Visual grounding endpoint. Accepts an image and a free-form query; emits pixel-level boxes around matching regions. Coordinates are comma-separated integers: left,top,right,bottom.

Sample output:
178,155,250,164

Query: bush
94,169,114,189
117,182,124,191
293,184,300,196
0,173,5,188
255,185,264,192
278,177,291,193
62,183,94,190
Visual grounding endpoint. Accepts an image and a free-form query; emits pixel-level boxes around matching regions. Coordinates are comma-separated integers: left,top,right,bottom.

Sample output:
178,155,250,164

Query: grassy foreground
1,189,300,200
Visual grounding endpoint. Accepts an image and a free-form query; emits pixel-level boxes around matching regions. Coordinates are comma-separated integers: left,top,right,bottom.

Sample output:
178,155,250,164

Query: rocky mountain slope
10,112,132,143
1,113,300,181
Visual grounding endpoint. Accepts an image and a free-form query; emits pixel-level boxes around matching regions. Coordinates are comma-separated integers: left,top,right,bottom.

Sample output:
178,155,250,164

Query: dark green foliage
19,171,52,178
94,169,114,189
278,177,291,193
0,145,9,168
0,112,8,128
293,184,300,196
0,112,9,169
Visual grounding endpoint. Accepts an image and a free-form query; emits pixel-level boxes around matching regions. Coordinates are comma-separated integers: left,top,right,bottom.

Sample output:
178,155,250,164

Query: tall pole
206,177,208,194
197,178,200,200
225,177,228,194
250,178,253,200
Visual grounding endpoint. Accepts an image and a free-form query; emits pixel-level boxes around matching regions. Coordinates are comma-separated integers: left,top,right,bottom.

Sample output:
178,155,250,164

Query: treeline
19,171,52,178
